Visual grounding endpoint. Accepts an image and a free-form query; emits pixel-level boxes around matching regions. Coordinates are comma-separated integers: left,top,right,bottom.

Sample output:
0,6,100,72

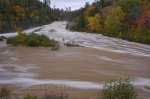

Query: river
0,21,150,99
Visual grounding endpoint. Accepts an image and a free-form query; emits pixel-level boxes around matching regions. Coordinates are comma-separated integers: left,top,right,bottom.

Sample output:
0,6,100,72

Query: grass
0,87,10,99
0,87,68,99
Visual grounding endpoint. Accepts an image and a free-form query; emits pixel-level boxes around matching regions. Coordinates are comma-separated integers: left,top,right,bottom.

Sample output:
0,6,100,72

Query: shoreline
1,83,150,99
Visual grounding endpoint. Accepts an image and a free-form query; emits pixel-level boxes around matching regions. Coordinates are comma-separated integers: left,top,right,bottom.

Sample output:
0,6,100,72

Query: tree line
67,0,150,45
0,0,66,33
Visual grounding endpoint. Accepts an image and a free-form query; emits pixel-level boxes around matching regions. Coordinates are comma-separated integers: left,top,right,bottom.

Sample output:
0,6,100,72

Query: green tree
116,0,147,22
104,7,125,36
43,0,51,6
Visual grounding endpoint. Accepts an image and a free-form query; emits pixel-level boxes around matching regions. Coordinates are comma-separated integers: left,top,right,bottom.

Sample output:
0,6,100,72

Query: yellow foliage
16,27,26,42
16,27,24,35
30,10,39,21
87,13,102,33
13,5,25,21
104,7,125,35
84,5,94,16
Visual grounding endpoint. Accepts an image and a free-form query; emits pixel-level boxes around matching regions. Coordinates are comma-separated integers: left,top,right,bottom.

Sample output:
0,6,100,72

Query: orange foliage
13,5,25,20
134,5,150,29
84,5,94,16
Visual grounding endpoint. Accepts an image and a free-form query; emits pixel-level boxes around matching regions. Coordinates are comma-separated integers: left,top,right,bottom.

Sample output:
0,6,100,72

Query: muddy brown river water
0,21,150,99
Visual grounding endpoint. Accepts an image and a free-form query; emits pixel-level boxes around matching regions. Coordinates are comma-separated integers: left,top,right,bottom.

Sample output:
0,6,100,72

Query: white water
0,78,150,90
1,21,150,57
0,21,150,90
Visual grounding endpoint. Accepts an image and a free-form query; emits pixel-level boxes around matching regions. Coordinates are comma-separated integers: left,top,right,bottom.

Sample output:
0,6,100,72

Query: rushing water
1,21,150,57
0,21,150,91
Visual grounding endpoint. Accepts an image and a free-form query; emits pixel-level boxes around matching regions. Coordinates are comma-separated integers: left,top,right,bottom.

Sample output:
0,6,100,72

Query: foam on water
0,21,150,91
0,78,103,89
0,77,149,90
1,21,150,57
48,22,148,58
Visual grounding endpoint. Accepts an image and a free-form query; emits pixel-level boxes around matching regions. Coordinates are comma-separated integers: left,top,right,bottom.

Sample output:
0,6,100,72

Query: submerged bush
64,41,79,47
25,33,40,47
23,93,67,99
24,95,37,99
7,33,60,49
0,87,10,99
51,43,60,51
7,36,21,46
102,78,137,99
7,33,27,46
43,93,68,99
40,34,51,47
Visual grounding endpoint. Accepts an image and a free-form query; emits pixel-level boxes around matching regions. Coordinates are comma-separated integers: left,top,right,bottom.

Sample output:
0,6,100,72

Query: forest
0,0,150,45
67,0,150,44
0,0,66,33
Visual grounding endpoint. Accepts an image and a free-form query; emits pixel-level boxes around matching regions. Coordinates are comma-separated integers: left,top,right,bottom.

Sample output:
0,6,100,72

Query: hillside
0,0,64,33
67,0,150,45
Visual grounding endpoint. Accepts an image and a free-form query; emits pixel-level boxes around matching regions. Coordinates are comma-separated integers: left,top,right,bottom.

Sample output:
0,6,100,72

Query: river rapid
0,21,150,98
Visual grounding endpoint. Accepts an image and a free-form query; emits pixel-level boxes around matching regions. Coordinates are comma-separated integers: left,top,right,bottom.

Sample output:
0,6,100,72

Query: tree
102,78,137,99
43,0,51,6
116,0,147,23
0,0,65,33
104,7,125,36
87,13,102,33
84,5,95,16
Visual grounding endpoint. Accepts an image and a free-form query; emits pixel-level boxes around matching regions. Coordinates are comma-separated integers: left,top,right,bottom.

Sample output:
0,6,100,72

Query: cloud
40,0,94,10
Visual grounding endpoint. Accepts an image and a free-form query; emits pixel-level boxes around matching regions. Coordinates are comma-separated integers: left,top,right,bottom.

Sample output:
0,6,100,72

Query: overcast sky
40,0,95,10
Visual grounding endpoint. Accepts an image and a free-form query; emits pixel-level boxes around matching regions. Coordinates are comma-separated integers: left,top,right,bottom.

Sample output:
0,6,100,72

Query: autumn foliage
68,0,150,44
0,0,65,33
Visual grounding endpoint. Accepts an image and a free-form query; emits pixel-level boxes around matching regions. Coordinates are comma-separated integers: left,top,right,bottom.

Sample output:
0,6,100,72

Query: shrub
43,93,68,99
39,34,51,47
49,39,59,47
7,36,21,46
7,33,27,46
0,87,10,99
64,41,79,47
25,33,40,47
7,33,60,50
24,95,37,99
102,78,137,99
51,43,60,51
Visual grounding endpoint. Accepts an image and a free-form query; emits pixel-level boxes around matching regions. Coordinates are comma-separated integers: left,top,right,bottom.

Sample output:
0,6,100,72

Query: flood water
0,21,150,98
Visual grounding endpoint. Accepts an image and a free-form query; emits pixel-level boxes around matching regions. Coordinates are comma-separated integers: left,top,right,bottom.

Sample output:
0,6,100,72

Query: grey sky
40,0,95,10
